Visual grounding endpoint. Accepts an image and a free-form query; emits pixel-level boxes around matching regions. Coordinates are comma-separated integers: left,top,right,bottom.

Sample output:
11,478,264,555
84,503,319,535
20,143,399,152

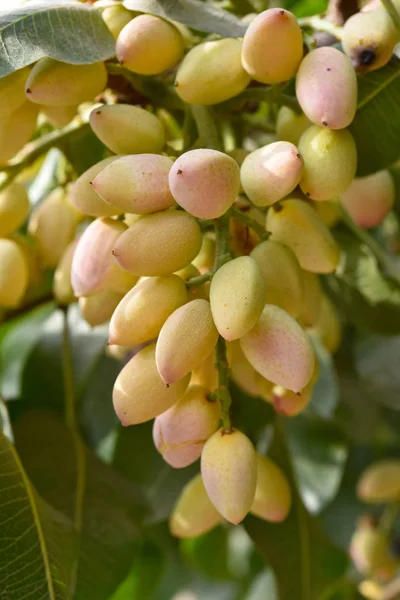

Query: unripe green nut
251,454,292,522
298,125,357,201
156,299,219,385
112,210,203,277
201,428,257,524
0,101,39,164
0,67,31,122
113,343,190,426
190,351,218,393
169,474,223,539
80,289,124,328
242,8,303,84
169,149,240,219
89,104,165,155
272,361,319,416
28,187,77,268
41,104,78,128
276,106,311,146
240,142,303,207
251,240,303,319
266,199,340,273
350,521,393,576
342,9,399,74
357,459,400,504
25,59,107,106
153,385,221,468
210,256,266,341
340,170,394,228
240,304,315,393
53,240,77,306
297,270,322,327
227,340,263,397
102,5,134,38
116,14,184,75
296,47,357,130
175,38,251,105
71,217,138,297
0,182,30,237
92,154,174,214
109,275,187,347
311,295,342,354
70,157,122,218
0,238,29,307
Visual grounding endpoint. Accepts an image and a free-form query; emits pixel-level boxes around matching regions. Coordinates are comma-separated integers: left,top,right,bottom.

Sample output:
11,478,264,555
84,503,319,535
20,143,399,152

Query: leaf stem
0,121,90,192
190,105,223,150
299,15,343,39
62,307,76,431
381,0,400,33
231,206,270,241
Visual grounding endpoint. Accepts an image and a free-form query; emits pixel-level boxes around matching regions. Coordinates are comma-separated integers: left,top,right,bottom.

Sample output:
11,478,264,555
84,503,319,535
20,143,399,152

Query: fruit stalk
381,0,400,33
231,206,270,241
190,105,222,151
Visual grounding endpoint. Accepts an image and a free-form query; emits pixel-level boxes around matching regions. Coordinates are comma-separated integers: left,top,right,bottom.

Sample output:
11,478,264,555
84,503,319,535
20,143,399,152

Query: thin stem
381,0,400,33
0,121,90,192
186,271,213,287
190,105,223,150
220,86,301,112
299,15,343,39
231,206,270,241
215,336,232,432
214,212,232,270
62,307,76,431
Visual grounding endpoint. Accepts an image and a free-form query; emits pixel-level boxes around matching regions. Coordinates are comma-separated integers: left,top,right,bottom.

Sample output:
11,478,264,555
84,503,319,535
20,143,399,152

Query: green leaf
0,429,75,600
350,57,400,176
181,527,232,581
113,420,198,523
13,410,146,600
244,421,349,600
308,336,339,419
122,0,247,36
284,416,348,514
324,231,400,334
109,540,165,600
63,129,108,176
0,301,55,399
354,333,400,410
21,305,107,411
0,1,115,77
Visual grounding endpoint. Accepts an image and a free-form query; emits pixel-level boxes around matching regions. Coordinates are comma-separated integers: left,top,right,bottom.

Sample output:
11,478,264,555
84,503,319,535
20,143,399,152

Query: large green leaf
113,420,198,523
350,57,400,176
0,429,74,600
354,333,400,410
324,231,400,334
13,411,146,600
0,301,55,400
21,305,107,411
123,0,247,36
244,421,349,600
284,416,348,514
0,1,115,77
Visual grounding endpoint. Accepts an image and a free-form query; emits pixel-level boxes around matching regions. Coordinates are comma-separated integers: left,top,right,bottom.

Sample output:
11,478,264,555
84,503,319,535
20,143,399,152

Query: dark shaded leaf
0,429,74,600
113,420,198,524
308,335,340,419
354,333,400,410
0,1,115,77
244,421,349,600
324,231,400,334
0,301,55,400
284,416,348,514
14,411,146,600
350,57,400,176
123,0,247,36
